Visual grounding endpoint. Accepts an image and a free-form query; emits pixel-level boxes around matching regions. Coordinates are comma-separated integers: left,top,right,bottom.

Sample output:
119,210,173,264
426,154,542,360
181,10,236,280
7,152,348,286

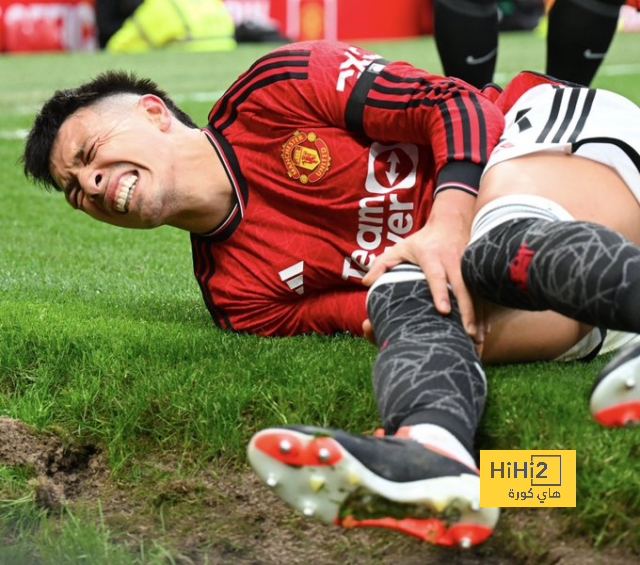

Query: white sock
406,424,477,470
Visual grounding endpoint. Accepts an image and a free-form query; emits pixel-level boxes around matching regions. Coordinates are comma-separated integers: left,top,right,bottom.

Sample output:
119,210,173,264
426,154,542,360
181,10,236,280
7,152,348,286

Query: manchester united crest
281,131,331,184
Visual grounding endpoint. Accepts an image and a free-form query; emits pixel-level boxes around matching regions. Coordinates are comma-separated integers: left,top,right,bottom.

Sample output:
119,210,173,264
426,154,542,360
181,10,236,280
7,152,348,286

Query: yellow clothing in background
107,0,236,53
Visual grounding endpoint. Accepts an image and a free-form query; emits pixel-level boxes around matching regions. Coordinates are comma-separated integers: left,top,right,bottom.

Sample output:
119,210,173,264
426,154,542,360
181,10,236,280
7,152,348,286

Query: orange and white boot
247,425,499,548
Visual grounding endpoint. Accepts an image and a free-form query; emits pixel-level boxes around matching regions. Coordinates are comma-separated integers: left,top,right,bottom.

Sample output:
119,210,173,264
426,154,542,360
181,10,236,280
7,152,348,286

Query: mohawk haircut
22,70,198,191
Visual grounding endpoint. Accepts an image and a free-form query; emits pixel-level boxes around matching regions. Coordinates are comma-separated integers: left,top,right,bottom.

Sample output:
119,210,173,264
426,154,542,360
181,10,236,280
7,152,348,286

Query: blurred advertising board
0,0,96,52
223,0,433,42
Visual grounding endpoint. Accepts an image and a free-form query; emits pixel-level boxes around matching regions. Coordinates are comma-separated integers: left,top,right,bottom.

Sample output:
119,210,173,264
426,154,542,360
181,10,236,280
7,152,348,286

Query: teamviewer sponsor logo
278,261,304,295
366,142,418,193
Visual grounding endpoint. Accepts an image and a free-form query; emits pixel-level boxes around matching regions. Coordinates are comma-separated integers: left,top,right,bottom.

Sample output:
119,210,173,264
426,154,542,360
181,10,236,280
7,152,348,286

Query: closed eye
86,142,97,163
64,180,81,209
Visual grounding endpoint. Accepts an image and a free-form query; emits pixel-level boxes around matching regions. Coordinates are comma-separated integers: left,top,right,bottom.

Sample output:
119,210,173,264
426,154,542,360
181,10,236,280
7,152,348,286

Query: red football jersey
191,40,504,336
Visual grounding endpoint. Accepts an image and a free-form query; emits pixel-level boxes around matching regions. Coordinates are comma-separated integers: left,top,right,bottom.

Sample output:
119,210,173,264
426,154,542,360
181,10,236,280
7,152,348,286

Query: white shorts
484,84,640,203
555,329,640,362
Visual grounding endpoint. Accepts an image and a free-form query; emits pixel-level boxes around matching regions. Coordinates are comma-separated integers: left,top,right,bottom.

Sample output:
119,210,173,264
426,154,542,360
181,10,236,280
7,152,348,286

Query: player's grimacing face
49,96,175,229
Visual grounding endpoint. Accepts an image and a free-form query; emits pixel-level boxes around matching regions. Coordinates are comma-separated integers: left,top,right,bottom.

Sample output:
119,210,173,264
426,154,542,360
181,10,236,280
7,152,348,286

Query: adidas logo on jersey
279,261,304,295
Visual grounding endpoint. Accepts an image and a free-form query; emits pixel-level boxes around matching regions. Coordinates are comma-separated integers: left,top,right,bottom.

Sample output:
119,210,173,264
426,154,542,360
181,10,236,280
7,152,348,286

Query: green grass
1,30,640,563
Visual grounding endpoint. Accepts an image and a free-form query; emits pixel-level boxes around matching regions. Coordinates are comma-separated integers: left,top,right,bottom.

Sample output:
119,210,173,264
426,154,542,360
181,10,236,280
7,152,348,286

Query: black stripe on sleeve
216,71,308,132
438,98,456,158
451,91,472,160
368,74,458,104
209,52,310,125
344,59,389,135
536,87,564,143
568,89,597,143
245,49,312,72
377,71,440,86
469,90,488,163
369,83,438,98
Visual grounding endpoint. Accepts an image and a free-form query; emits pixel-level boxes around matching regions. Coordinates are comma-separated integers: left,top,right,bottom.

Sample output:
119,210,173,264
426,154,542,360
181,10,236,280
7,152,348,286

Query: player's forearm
428,186,477,240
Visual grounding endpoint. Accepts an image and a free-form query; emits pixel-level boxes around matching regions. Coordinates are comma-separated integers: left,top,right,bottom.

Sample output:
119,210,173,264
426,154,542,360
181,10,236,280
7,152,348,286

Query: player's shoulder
265,39,381,66
268,39,357,55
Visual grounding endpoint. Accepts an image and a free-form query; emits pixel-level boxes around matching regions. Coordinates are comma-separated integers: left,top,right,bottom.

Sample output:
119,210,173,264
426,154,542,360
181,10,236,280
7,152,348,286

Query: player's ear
138,94,172,131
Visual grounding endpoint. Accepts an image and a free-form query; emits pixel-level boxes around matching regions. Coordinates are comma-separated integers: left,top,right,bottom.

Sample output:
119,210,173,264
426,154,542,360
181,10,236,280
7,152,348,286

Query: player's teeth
125,184,135,209
114,174,138,212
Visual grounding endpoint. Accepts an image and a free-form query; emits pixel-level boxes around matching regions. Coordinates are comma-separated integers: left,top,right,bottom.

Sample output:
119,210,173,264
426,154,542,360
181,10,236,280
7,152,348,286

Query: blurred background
0,0,638,55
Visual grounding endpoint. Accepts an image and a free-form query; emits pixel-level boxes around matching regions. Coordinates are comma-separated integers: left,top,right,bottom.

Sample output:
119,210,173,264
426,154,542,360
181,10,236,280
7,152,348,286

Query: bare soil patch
1,417,637,564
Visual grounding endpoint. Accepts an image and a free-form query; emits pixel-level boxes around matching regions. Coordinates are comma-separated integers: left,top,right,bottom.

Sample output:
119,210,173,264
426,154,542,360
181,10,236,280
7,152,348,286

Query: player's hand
362,319,376,346
362,190,481,343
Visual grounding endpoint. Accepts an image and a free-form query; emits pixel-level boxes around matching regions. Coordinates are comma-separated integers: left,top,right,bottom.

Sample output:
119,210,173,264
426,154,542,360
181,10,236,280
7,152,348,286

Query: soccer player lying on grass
21,40,637,548
245,77,640,547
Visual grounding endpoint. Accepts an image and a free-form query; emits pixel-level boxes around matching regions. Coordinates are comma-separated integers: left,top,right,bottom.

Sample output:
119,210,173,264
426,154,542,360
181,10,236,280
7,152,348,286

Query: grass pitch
1,31,639,564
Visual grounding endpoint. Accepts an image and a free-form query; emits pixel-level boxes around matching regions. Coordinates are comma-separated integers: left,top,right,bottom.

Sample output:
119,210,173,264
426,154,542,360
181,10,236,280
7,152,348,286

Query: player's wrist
434,161,484,199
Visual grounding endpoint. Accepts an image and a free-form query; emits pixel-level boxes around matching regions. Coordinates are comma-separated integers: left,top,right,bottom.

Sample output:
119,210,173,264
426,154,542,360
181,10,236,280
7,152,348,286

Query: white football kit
476,84,640,362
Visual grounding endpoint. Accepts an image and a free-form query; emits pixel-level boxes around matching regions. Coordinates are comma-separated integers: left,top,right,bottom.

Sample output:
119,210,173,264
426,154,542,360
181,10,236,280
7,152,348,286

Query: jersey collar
198,125,249,241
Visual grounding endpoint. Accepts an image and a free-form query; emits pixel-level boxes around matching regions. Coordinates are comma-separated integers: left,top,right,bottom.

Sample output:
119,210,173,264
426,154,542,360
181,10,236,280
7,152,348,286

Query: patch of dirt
1,417,638,564
0,416,107,511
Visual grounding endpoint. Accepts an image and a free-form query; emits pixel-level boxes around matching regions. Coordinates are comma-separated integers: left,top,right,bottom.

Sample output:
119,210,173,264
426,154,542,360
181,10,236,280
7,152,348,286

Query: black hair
22,70,198,191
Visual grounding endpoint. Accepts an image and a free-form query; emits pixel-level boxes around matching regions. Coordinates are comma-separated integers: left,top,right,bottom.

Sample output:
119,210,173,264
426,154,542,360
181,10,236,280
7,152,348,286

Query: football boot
591,341,640,426
247,424,499,547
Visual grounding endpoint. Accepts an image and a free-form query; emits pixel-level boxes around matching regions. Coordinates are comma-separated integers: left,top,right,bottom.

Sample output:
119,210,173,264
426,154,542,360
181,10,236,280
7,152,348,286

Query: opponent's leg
546,0,626,86
433,0,499,88
462,197,640,332
462,195,640,426
248,265,499,547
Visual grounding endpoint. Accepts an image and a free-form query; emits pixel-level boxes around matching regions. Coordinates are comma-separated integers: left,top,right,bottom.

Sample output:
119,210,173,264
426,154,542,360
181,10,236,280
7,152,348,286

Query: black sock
462,219,640,332
434,0,498,88
367,265,486,454
546,0,626,86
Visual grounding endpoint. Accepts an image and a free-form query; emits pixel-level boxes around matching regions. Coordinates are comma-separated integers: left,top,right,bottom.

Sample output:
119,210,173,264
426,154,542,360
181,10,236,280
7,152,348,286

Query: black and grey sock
366,265,487,455
463,218,640,332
